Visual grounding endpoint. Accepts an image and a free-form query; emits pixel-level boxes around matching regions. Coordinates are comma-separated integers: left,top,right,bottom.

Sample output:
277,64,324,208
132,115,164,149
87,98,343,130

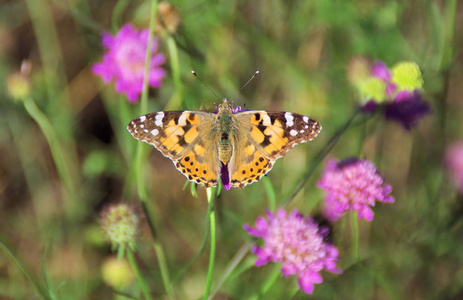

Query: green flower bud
100,204,139,251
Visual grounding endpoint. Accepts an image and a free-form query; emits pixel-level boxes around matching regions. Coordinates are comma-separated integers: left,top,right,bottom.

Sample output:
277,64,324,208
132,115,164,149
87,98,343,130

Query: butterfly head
217,99,232,113
216,98,242,115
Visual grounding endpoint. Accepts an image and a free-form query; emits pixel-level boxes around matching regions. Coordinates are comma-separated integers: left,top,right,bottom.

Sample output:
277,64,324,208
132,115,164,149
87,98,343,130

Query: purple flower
317,158,394,222
371,61,391,82
360,99,379,114
445,142,463,193
244,209,341,295
92,24,166,102
384,90,431,130
353,59,431,130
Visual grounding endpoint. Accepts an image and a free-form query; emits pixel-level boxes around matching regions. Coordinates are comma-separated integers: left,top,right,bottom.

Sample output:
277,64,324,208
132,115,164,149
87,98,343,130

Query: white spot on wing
303,116,309,123
151,129,159,136
285,112,294,127
143,129,148,133
262,113,272,126
154,112,164,127
139,116,146,122
300,130,305,133
305,125,309,129
290,129,298,136
178,114,187,126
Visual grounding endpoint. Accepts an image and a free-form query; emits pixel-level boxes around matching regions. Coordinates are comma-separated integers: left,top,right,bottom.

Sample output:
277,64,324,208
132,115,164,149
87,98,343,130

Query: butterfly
127,99,321,190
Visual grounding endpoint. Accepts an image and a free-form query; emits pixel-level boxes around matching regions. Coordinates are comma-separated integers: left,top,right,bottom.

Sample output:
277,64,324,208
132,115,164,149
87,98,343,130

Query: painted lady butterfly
127,99,321,190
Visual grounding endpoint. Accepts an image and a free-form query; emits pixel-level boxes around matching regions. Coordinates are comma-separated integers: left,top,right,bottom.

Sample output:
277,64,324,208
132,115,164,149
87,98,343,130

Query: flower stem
173,193,213,282
126,250,153,300
439,0,456,70
284,107,363,206
134,1,174,298
209,241,254,298
0,238,51,299
263,177,276,212
23,97,76,213
153,241,175,299
203,187,216,300
350,211,359,261
260,264,281,296
165,34,183,110
111,0,130,32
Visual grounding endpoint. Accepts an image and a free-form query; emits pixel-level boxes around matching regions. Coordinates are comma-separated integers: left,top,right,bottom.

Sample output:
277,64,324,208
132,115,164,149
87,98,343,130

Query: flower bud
159,2,181,34
100,203,139,251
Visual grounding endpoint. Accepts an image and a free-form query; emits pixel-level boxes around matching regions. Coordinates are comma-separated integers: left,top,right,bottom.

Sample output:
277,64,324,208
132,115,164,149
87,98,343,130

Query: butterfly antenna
191,70,221,101
240,70,260,92
230,70,260,101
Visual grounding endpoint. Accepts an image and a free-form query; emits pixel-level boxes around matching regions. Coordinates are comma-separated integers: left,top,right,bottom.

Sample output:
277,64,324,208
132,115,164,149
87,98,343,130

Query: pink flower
244,209,341,295
92,24,166,102
317,158,394,222
445,142,463,193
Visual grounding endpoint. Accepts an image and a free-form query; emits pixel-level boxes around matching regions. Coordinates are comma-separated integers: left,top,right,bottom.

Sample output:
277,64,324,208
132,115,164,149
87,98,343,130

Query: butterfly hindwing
127,110,221,187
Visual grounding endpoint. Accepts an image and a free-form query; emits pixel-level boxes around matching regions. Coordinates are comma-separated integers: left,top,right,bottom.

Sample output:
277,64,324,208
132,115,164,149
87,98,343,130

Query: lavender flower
244,209,341,295
92,24,166,102
445,142,463,193
317,158,394,222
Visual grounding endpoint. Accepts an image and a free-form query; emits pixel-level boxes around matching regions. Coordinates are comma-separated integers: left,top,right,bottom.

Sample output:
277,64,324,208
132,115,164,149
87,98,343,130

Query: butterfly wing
127,111,221,188
229,111,321,188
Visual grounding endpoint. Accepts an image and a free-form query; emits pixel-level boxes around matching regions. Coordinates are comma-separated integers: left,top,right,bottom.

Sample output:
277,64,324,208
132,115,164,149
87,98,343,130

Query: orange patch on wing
184,126,199,144
250,126,265,143
244,144,255,156
194,143,206,156
188,114,200,124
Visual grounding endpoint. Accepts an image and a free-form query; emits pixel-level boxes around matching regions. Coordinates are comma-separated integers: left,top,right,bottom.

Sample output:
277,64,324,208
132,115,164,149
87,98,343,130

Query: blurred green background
0,0,462,299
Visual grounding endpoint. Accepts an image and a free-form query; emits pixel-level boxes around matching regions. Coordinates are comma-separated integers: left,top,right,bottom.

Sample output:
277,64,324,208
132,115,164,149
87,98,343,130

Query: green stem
165,34,183,110
126,250,153,300
25,0,79,186
111,0,130,32
173,192,213,282
439,0,456,70
133,2,174,298
259,264,281,297
209,241,254,298
350,211,359,262
0,238,51,299
135,0,158,202
203,187,216,300
153,242,175,299
263,177,276,212
23,98,76,207
283,108,363,206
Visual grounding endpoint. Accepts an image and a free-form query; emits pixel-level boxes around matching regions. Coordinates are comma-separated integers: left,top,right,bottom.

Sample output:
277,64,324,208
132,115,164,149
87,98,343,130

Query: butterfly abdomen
218,131,232,164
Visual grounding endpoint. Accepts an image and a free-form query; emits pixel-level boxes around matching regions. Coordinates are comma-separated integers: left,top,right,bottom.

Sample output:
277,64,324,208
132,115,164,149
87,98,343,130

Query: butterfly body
127,99,321,190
